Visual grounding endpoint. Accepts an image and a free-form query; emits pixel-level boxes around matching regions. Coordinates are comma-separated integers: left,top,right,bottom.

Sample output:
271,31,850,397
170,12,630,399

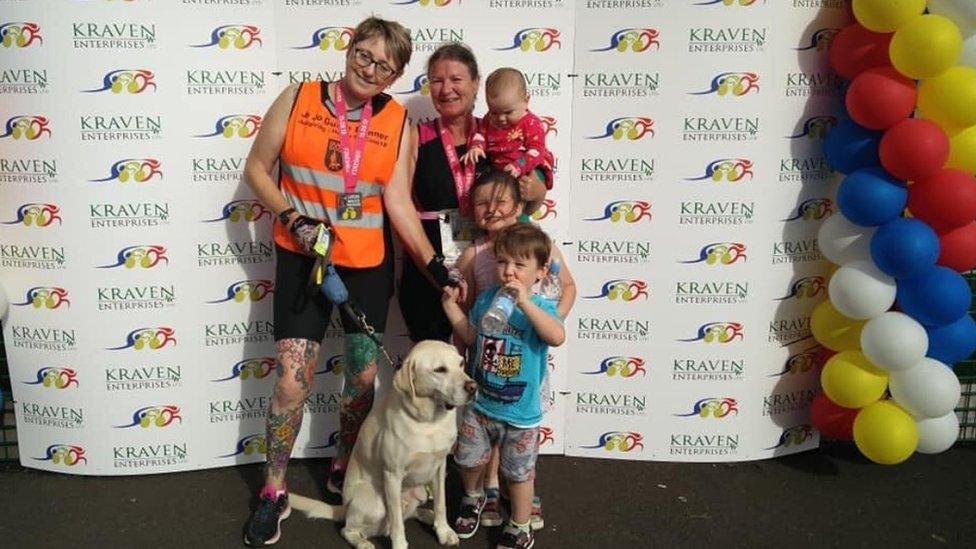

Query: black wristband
277,207,297,225
426,255,455,287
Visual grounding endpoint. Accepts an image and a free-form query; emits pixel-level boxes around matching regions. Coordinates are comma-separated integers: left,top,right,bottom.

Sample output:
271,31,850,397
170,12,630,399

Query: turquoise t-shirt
468,286,557,428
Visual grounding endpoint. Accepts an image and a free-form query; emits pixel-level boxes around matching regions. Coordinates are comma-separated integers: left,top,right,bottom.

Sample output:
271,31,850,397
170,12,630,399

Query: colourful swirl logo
107,327,177,351
0,22,42,48
766,425,814,449
214,357,277,382
115,405,182,428
585,200,651,223
308,430,341,450
771,347,824,376
686,158,754,182
1,116,51,140
587,117,654,140
208,279,275,303
776,276,827,301
91,158,163,183
97,245,168,269
690,72,760,97
495,28,561,52
680,242,747,265
531,199,557,221
674,397,739,418
192,25,262,49
695,0,763,5
581,431,644,452
680,322,744,343
14,287,70,309
583,356,647,378
395,74,430,96
585,280,649,301
204,199,270,223
781,198,833,221
195,114,262,138
3,203,61,227
25,367,78,389
539,115,558,137
220,434,267,457
392,0,454,5
591,28,660,52
293,26,354,51
83,69,156,94
538,426,555,446
35,445,86,466
315,354,344,376
796,28,839,52
787,115,837,139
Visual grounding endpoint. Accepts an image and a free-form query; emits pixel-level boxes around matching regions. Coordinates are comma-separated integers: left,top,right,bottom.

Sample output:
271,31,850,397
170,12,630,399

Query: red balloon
908,169,976,232
846,67,917,130
829,23,893,80
810,391,858,441
880,119,950,181
938,221,976,272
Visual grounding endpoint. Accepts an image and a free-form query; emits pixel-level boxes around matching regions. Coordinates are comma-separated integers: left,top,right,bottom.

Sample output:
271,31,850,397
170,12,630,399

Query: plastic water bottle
539,259,562,301
480,286,519,336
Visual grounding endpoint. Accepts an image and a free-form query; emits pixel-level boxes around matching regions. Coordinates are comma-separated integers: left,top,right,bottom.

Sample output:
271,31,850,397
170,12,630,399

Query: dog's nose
464,381,477,395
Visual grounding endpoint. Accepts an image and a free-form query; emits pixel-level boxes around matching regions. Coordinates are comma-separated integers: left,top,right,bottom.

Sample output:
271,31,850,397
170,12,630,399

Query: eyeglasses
351,48,396,80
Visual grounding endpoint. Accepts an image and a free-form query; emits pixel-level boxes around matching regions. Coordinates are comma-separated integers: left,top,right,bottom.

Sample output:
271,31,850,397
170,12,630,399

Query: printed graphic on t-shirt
476,335,527,404
324,138,343,172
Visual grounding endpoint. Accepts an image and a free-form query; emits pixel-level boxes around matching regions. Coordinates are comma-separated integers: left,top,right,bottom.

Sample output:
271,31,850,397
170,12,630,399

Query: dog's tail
288,493,346,521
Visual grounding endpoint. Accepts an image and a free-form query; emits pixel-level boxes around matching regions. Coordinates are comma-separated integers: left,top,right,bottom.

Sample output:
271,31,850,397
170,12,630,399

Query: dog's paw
355,542,375,549
436,524,460,546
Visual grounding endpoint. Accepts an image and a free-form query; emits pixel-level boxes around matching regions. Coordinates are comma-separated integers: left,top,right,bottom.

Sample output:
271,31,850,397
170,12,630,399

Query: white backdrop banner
0,0,843,475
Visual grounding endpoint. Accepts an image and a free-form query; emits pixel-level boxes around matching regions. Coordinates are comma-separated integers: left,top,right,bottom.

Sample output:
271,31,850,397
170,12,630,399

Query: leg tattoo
338,332,380,461
265,338,320,483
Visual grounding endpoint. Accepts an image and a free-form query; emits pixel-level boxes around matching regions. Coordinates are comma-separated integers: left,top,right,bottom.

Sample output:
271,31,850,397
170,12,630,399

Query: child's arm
508,281,565,347
461,121,488,165
442,286,477,345
550,244,577,319
455,245,478,311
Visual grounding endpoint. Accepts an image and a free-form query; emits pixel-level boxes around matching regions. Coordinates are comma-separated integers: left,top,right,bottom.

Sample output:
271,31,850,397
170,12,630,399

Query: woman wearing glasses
241,17,454,546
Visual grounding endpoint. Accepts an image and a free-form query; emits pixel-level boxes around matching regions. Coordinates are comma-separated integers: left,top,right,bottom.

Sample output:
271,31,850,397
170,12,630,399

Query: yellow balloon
918,66,976,132
811,300,867,352
947,125,976,174
890,15,963,79
853,400,919,465
853,0,926,33
821,350,889,408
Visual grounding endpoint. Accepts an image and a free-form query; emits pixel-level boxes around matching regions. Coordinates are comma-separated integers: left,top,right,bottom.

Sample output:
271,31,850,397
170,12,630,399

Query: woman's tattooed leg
264,337,319,487
337,332,380,463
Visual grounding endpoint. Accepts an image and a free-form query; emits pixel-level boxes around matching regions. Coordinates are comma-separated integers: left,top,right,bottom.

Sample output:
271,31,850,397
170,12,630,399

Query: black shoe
243,488,291,546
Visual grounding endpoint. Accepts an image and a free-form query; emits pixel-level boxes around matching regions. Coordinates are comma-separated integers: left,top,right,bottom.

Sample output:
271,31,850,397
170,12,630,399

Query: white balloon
928,0,976,37
828,260,896,319
890,358,962,418
916,412,960,454
817,213,877,265
861,312,929,371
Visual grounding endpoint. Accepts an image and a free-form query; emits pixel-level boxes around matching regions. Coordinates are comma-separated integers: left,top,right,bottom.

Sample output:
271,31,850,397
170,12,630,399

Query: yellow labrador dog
290,340,476,549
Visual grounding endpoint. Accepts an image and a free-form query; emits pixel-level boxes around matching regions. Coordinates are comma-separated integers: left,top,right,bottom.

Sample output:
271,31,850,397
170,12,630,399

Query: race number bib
439,208,478,265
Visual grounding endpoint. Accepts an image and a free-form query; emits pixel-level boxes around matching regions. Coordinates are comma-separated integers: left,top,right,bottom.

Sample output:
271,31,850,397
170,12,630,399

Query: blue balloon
870,218,940,279
927,314,976,365
823,118,882,174
837,167,908,227
897,266,972,327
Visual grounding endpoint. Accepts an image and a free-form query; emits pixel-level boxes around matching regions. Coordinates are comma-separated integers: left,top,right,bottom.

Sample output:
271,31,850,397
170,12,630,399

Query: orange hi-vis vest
274,81,407,268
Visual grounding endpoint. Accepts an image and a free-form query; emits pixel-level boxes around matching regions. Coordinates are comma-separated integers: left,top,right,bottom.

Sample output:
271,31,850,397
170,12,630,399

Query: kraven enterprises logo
672,358,745,381
191,156,244,183
678,322,744,344
781,198,833,222
787,115,836,139
768,315,812,345
669,434,739,457
35,445,86,466
770,346,825,377
1,245,66,270
587,117,654,140
194,114,262,138
685,158,754,183
576,317,649,342
24,367,78,389
9,325,75,351
690,72,760,97
97,245,168,269
1,22,42,48
197,240,273,267
97,284,176,311
575,240,651,264
220,435,266,458
674,397,739,418
21,401,84,428
762,389,816,416
3,203,60,227
1,68,49,94
765,425,815,449
83,69,156,94
673,280,749,304
105,365,182,391
113,443,187,469
293,26,354,51
579,157,654,183
580,72,659,99
209,397,270,423
779,154,832,183
315,354,344,376
409,26,464,52
784,71,845,97
679,242,747,266
107,327,177,351
678,201,754,225
0,157,57,183
89,202,170,228
682,116,759,141
204,320,274,346
775,276,827,301
581,356,646,378
207,280,275,303
771,239,822,264
795,28,838,52
688,26,766,53
590,28,659,53
395,74,429,96
584,280,648,301
576,392,647,416
530,199,557,221
186,70,266,95
73,22,156,49
580,431,644,452
584,200,651,223
203,200,270,223
80,115,162,141
213,357,277,382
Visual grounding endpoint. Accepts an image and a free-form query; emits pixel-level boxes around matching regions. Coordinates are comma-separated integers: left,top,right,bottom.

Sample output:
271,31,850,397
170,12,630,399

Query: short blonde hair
485,67,527,99
350,17,412,75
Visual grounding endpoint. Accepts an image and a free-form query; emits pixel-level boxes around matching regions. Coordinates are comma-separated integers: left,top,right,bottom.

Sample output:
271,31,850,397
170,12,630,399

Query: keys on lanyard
437,116,476,216
333,82,373,221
